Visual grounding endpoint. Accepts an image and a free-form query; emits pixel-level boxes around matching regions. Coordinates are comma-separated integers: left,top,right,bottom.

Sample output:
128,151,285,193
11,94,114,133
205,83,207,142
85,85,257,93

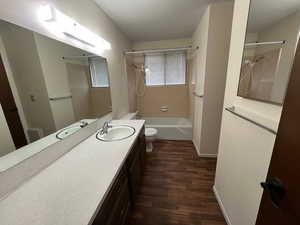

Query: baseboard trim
192,140,217,158
192,139,201,156
213,185,232,225
199,153,217,158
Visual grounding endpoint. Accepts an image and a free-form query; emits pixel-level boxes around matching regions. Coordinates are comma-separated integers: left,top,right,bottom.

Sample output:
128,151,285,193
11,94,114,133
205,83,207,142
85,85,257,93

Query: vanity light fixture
38,4,111,51
38,4,55,22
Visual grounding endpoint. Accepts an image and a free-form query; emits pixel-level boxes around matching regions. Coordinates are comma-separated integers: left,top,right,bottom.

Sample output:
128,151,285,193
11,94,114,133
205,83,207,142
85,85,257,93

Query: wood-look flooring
127,140,226,225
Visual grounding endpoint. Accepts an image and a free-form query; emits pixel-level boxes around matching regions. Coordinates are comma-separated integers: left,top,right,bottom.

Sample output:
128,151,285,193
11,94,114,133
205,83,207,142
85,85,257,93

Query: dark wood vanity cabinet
92,167,129,225
126,126,146,203
92,126,146,225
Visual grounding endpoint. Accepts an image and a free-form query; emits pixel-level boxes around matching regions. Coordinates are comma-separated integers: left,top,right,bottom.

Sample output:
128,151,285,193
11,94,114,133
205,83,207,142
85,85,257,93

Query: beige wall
67,57,113,119
66,62,112,120
34,33,80,130
192,1,233,156
0,0,132,119
126,55,137,113
137,85,189,118
90,87,112,118
214,1,283,225
200,2,233,156
192,7,210,154
0,104,15,157
66,63,92,121
131,39,192,118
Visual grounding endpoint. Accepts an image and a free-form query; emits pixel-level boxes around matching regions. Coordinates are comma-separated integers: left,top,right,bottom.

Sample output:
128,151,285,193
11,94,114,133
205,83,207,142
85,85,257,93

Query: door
0,54,27,148
255,42,300,224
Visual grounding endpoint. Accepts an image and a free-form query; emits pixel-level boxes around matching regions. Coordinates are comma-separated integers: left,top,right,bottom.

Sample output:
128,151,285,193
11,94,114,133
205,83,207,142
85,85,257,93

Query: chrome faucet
100,121,112,135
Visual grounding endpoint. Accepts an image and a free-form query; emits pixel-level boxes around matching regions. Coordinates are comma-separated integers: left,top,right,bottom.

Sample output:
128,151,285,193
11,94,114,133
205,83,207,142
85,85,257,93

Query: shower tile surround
128,39,193,118
0,120,145,225
239,48,282,100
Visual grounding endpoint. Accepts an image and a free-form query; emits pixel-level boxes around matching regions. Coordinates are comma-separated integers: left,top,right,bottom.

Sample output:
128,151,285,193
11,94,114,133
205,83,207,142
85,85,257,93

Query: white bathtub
143,117,193,140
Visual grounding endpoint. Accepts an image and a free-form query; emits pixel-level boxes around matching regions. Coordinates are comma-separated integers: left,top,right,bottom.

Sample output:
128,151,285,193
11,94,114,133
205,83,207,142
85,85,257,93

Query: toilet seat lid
145,128,157,136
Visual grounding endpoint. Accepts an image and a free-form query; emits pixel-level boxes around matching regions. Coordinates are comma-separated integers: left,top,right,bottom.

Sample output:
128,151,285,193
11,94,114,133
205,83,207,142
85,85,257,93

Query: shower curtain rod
124,46,197,55
245,40,286,47
62,54,98,60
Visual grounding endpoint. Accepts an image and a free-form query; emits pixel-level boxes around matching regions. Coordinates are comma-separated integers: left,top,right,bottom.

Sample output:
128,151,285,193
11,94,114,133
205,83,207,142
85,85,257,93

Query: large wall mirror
238,0,300,105
0,19,112,171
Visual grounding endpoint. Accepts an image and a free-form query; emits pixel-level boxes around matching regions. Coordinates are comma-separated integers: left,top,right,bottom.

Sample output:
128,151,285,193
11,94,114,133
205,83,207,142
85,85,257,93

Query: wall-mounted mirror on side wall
237,0,300,105
0,19,112,172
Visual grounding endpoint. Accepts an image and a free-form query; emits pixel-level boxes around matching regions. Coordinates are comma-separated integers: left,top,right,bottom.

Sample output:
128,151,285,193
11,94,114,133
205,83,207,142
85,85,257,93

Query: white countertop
0,120,145,225
0,119,97,172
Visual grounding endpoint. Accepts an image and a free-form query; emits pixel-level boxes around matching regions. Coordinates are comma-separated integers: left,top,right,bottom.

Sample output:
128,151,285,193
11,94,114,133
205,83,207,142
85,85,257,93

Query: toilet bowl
145,128,158,152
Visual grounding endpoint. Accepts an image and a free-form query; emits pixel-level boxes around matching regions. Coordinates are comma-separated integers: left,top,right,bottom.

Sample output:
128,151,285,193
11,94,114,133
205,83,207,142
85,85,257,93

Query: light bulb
38,4,54,22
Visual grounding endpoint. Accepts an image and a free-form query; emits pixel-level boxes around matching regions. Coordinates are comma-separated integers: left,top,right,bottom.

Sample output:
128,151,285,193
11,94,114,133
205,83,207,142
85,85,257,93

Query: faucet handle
106,120,113,127
80,120,88,128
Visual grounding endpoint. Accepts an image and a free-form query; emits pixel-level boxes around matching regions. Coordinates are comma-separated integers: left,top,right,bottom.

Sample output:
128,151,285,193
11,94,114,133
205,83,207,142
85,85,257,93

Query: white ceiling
93,0,218,41
248,0,300,32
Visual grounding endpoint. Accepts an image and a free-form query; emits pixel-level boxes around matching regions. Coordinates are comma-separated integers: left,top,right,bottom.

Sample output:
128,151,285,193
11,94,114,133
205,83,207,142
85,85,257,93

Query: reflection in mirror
0,20,112,171
238,0,300,105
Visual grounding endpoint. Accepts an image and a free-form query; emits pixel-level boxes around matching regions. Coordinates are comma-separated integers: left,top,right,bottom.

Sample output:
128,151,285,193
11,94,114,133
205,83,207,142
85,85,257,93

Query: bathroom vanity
92,125,146,225
0,120,146,225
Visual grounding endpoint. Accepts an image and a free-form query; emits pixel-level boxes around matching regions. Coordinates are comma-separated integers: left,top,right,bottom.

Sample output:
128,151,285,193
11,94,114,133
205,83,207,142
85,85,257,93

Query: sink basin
96,125,136,142
56,126,82,140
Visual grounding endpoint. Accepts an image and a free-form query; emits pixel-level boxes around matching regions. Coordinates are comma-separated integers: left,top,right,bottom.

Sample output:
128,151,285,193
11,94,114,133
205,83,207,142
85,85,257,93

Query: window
89,57,110,87
145,52,186,86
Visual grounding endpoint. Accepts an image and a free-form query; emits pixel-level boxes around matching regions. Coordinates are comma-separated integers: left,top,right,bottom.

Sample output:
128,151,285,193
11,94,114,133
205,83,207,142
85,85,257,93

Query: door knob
261,177,286,208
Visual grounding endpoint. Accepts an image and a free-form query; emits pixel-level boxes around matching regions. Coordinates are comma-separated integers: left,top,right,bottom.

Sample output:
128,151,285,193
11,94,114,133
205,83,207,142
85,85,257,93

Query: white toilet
145,128,158,152
120,112,158,152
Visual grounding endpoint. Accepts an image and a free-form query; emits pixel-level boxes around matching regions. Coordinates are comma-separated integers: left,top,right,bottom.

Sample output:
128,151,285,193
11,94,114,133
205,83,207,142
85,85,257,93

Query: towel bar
225,106,277,134
49,96,72,101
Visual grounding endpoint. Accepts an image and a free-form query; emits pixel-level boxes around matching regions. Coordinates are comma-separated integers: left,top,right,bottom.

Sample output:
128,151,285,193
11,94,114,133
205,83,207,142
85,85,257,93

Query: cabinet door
128,151,142,201
106,179,131,225
139,132,146,171
126,127,146,203
92,168,127,225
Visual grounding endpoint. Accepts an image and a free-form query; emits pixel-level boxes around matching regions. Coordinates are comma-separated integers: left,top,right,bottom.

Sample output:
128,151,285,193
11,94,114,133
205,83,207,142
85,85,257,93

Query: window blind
145,52,186,86
89,57,110,87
